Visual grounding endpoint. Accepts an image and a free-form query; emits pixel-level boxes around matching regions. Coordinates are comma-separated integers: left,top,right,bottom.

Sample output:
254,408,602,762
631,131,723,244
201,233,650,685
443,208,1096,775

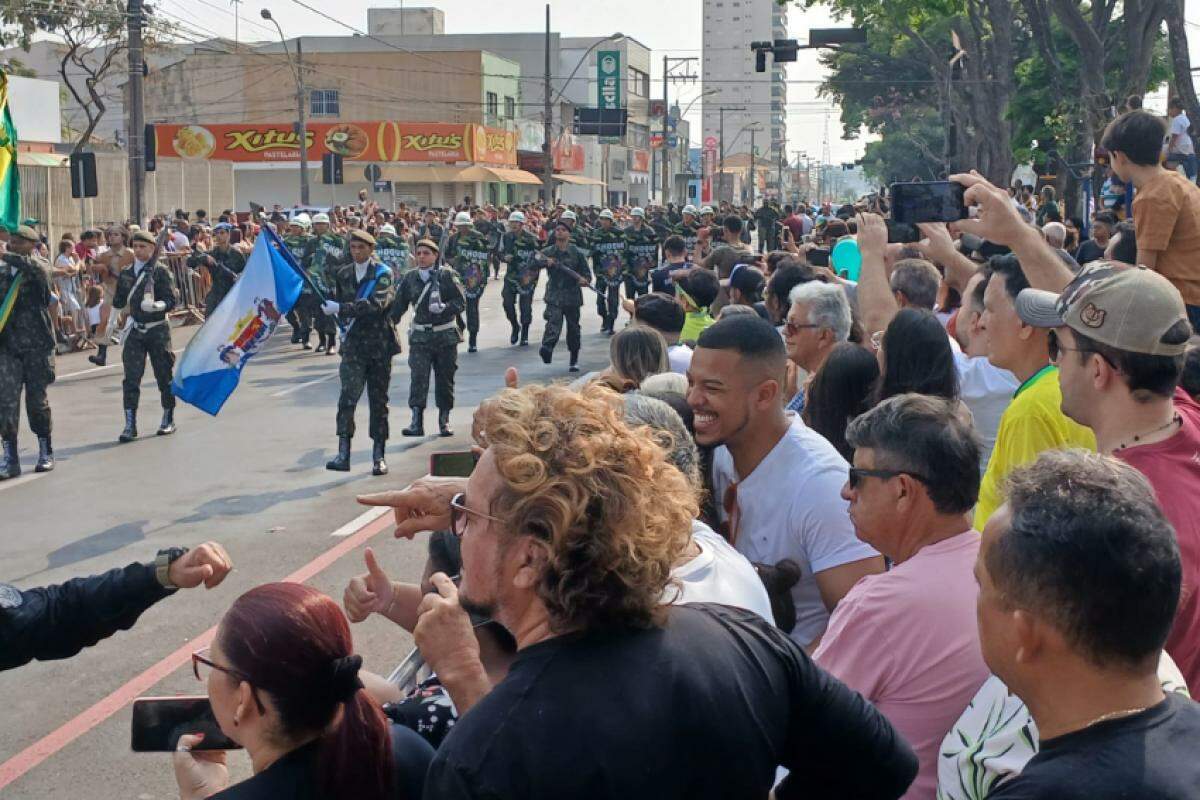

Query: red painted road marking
0,510,396,791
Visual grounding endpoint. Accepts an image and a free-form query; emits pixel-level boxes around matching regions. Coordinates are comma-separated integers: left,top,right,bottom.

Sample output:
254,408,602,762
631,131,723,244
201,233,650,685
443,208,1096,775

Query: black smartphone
131,696,241,752
889,181,968,225
430,450,478,478
807,248,831,268
887,220,920,244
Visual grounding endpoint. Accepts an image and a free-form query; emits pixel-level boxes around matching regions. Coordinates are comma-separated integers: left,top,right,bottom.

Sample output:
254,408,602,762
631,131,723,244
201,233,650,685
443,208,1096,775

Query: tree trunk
1165,0,1200,131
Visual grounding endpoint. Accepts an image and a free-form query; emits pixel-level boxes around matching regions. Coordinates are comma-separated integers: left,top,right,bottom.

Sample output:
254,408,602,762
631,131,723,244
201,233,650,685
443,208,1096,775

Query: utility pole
296,39,309,205
126,0,146,225
658,55,697,206
749,127,757,208
718,105,745,204
542,4,554,205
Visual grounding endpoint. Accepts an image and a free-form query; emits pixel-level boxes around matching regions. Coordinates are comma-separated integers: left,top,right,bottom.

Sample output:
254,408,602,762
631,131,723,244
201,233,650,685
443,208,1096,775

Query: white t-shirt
953,349,1018,476
1170,112,1195,156
668,343,692,374
668,520,774,623
711,413,879,647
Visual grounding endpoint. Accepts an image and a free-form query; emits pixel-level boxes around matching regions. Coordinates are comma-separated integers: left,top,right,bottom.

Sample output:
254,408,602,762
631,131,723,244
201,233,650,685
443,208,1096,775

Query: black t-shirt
423,603,917,800
1075,238,1105,266
987,692,1200,799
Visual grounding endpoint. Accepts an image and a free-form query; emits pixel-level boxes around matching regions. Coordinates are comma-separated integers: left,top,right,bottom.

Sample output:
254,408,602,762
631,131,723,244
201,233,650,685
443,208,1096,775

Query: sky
154,0,869,164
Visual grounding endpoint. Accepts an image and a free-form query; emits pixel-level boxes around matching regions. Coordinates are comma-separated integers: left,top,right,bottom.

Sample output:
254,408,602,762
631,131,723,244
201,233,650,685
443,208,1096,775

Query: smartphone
807,248,831,268
430,450,478,478
131,696,241,752
889,181,968,225
887,220,920,244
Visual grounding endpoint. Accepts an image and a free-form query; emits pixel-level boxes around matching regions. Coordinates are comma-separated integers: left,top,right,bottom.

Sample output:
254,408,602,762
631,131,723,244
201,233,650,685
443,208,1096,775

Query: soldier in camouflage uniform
674,204,702,258
281,215,311,341
391,239,464,438
300,212,345,354
444,212,491,353
624,207,659,302
322,230,398,476
499,211,541,346
187,221,245,316
374,223,412,276
589,209,628,334
113,230,179,443
535,220,592,373
0,226,56,478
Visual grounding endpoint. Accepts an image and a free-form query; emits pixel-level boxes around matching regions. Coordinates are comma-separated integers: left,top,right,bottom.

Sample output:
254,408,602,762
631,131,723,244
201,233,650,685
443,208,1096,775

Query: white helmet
379,223,396,236
292,213,311,228
311,212,330,225
700,206,715,216
598,209,614,220
682,204,698,216
454,211,473,226
507,210,526,224
561,209,577,222
630,207,645,218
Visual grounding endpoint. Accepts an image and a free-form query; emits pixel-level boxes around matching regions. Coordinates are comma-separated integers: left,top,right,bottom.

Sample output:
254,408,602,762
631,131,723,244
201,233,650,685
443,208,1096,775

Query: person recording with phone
0,542,232,672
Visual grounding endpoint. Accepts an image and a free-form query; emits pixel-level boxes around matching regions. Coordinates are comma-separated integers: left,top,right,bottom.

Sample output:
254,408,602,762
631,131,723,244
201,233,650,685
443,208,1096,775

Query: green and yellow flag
0,70,20,233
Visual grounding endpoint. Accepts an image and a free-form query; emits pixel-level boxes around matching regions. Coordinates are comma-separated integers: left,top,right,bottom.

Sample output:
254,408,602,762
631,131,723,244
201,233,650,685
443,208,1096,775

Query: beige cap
11,225,39,242
1015,261,1189,356
348,229,376,247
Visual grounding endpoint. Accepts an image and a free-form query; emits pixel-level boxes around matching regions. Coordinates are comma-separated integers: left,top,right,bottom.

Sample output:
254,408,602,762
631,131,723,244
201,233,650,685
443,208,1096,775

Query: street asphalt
0,284,615,797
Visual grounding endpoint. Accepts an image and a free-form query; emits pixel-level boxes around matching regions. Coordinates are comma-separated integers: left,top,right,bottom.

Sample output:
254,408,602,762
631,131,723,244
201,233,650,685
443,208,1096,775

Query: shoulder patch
0,583,24,609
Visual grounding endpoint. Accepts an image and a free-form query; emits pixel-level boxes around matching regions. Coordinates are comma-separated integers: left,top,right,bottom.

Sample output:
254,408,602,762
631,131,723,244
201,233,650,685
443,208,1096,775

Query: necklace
1079,705,1151,730
1113,414,1182,451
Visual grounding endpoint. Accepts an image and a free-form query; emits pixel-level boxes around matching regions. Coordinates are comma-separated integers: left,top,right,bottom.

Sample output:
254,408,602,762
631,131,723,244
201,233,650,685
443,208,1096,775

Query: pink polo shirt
814,530,988,800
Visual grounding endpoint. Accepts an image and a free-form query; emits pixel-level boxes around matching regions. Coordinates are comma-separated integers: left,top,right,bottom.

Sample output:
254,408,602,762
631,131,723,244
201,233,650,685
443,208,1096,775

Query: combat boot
88,344,107,366
438,409,454,438
402,407,425,437
539,345,553,364
35,436,54,473
510,322,519,345
372,440,388,476
0,437,19,480
326,436,351,471
569,351,580,373
468,333,478,353
157,408,176,436
519,324,530,346
119,409,138,443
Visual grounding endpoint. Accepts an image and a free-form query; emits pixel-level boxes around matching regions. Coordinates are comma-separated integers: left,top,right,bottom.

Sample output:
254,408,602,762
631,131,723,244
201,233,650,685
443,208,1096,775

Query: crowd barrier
164,252,208,325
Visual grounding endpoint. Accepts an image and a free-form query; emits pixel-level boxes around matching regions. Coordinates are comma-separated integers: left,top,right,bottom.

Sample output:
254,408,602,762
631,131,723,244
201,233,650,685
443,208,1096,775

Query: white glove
321,300,340,316
141,299,166,313
428,301,445,315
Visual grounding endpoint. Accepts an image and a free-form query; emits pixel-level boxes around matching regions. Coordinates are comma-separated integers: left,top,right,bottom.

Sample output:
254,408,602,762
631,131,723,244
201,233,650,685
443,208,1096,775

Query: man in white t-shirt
1167,98,1197,183
687,314,884,647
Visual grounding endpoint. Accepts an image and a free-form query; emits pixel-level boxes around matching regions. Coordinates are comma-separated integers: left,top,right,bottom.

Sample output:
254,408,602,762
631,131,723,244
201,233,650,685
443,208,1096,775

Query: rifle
105,225,172,344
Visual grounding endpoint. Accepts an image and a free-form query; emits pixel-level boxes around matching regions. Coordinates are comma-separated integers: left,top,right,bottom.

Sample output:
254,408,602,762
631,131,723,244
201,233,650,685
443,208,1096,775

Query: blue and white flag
172,228,306,415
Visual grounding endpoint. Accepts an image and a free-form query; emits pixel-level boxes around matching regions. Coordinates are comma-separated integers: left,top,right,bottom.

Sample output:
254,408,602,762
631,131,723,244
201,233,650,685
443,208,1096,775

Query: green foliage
0,1,128,51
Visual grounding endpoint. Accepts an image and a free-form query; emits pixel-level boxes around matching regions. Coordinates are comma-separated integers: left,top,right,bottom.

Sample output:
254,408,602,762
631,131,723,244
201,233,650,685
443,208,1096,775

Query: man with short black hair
650,235,690,294
1102,109,1200,327
633,293,690,374
1074,211,1115,266
978,450,1200,799
677,268,719,344
689,315,884,648
702,216,754,314
1016,262,1200,691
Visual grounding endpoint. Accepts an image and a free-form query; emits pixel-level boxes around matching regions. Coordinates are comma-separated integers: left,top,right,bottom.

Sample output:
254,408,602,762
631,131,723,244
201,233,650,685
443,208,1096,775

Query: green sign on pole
597,49,622,144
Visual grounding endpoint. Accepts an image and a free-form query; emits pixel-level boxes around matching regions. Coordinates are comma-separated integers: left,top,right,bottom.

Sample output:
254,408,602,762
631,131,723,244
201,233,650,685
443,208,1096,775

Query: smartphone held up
131,696,241,752
889,181,968,226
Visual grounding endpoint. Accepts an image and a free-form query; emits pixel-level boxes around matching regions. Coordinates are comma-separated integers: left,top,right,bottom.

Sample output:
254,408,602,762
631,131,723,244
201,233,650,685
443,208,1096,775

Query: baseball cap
1015,261,1189,356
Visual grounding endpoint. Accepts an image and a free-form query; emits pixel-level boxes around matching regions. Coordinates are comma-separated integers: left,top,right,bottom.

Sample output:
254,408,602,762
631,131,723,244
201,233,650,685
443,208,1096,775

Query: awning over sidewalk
17,152,68,167
554,173,605,186
456,165,544,185
380,164,465,183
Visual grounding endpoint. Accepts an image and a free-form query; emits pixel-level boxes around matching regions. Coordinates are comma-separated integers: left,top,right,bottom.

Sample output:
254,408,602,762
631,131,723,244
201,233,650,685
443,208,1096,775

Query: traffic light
321,152,343,185
808,28,868,47
144,124,156,172
773,39,799,63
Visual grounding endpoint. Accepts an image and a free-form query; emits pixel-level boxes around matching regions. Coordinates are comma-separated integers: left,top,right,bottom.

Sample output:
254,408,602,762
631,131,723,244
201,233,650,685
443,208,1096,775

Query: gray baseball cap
1014,261,1189,357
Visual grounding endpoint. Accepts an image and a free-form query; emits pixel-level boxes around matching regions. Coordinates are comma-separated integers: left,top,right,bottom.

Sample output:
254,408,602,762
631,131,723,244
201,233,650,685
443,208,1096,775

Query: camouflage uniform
282,233,311,340
624,222,659,300
374,233,413,277
589,224,628,332
445,227,491,350
673,219,702,257
299,232,345,350
332,257,398,442
0,251,55,444
187,245,245,315
499,228,542,344
391,266,464,412
113,259,179,413
536,243,589,365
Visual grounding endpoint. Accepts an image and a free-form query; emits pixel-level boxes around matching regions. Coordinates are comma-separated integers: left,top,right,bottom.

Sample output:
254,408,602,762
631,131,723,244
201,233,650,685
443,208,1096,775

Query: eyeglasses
847,467,929,489
192,646,265,713
1048,329,1115,368
449,492,501,539
784,319,820,336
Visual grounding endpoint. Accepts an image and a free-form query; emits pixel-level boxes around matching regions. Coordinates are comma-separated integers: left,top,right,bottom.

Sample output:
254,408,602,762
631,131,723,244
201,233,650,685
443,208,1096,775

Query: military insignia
1079,302,1106,328
0,583,23,609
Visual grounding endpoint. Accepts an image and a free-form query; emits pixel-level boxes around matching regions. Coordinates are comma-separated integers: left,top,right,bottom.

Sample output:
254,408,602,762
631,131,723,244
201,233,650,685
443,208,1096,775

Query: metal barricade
165,252,207,325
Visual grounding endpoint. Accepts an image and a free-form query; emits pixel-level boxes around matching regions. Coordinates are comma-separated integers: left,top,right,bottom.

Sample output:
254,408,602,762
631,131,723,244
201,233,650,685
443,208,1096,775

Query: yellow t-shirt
974,366,1096,529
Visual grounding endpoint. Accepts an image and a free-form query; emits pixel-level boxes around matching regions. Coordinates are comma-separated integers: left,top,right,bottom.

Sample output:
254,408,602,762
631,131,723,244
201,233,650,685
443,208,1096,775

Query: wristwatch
154,547,190,590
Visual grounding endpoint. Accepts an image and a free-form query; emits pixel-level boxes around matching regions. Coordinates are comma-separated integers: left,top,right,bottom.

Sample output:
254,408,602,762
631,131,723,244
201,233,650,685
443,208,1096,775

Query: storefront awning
455,165,544,185
17,152,68,167
554,173,606,186
380,165,465,183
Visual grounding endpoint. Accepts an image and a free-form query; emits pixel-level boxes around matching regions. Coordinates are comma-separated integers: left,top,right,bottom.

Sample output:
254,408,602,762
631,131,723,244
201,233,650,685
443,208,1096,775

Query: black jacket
0,561,172,672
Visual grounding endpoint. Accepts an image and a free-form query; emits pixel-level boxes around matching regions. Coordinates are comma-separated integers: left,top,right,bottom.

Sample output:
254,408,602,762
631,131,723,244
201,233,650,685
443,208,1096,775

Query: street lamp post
261,8,309,205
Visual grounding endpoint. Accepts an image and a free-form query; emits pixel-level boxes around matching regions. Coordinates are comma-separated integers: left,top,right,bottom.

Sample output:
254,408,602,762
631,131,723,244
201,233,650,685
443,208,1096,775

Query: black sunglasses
848,467,929,489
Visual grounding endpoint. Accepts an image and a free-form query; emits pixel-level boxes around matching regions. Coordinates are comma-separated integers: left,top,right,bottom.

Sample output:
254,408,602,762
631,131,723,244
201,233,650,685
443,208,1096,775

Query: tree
0,1,168,153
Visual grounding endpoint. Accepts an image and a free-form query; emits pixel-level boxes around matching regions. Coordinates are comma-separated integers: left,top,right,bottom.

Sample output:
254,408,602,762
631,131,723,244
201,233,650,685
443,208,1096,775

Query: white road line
0,471,48,493
330,505,389,537
269,370,338,397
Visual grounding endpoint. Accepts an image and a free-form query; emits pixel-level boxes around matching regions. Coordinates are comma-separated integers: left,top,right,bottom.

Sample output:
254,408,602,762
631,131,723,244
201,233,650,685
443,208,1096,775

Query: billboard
597,50,622,145
155,121,516,165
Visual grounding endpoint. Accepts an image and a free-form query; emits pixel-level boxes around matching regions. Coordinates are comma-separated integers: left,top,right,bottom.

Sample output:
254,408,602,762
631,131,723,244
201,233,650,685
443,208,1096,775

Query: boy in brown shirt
1102,110,1200,329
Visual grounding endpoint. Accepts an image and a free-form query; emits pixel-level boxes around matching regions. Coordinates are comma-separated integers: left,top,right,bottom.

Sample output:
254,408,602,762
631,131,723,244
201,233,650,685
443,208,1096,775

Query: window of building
627,67,650,98
504,95,516,119
486,91,499,118
309,89,339,117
